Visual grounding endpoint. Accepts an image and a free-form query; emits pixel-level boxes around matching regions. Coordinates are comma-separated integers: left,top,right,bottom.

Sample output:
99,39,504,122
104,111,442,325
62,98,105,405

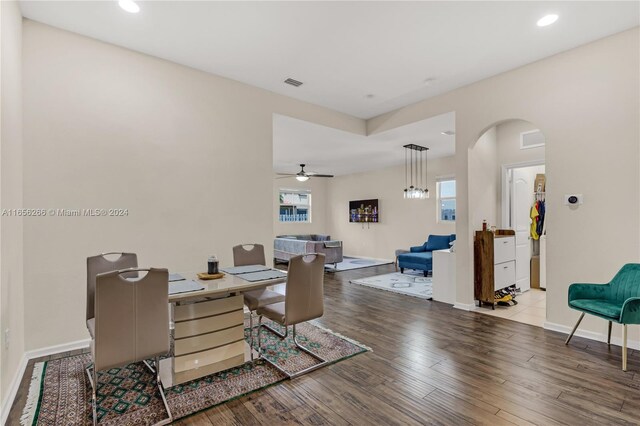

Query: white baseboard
0,338,91,424
544,321,640,351
1,354,28,426
24,338,90,360
453,302,476,311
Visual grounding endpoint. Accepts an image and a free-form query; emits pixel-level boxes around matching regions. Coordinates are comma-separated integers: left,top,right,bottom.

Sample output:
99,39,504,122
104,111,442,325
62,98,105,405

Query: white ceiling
273,112,455,176
19,1,639,119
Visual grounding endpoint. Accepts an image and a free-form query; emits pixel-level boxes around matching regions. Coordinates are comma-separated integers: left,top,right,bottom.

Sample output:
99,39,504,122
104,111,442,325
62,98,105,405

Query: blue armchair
566,263,640,371
398,234,456,277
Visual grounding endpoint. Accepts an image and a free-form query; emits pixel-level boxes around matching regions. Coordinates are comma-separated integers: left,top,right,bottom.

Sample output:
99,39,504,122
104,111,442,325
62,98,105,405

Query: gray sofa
274,234,343,266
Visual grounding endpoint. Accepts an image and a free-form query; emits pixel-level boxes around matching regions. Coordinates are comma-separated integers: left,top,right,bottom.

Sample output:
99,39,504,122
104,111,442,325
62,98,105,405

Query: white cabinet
494,260,516,290
494,236,516,291
494,237,516,264
433,249,456,305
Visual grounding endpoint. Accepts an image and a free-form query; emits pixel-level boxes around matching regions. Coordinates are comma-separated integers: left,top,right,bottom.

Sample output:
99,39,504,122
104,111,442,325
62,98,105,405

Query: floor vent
284,78,303,87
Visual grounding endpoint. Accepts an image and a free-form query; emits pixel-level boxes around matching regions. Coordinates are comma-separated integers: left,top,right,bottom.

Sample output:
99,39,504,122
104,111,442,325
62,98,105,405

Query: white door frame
501,159,545,228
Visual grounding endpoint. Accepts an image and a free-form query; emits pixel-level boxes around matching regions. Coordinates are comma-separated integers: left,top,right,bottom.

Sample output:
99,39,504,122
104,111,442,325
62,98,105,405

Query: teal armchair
566,263,640,371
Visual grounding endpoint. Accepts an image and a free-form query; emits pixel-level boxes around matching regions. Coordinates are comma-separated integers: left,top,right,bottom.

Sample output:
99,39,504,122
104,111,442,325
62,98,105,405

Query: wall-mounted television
349,199,379,223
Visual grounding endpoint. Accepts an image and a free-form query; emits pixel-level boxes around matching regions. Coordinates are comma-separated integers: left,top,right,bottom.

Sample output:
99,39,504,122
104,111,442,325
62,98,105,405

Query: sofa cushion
398,251,433,264
426,235,453,251
569,299,622,320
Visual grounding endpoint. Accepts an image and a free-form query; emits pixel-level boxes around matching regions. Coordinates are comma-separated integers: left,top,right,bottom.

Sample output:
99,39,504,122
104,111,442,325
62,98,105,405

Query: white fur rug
349,271,432,299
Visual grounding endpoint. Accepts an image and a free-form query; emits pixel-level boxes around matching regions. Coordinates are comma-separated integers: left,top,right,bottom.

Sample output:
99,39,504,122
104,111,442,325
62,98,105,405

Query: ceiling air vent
284,78,303,87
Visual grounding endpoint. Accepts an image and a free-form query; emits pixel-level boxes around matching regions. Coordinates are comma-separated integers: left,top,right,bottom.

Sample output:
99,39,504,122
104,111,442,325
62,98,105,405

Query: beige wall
273,175,329,239
368,28,640,344
496,119,545,167
469,127,499,231
326,156,456,260
0,1,24,408
475,119,545,227
22,21,365,351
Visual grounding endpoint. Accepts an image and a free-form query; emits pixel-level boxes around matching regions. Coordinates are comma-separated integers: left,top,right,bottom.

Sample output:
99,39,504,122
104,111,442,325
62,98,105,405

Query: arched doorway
469,119,547,327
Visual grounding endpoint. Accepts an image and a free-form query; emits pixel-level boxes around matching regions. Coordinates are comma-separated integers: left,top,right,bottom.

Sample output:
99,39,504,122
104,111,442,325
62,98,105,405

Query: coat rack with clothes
531,191,546,241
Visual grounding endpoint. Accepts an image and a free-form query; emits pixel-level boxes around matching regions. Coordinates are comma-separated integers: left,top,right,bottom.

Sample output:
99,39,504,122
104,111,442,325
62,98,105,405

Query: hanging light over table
403,144,430,199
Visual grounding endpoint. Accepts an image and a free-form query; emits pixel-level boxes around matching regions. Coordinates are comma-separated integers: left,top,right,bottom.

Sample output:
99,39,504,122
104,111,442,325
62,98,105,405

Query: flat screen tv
349,199,379,223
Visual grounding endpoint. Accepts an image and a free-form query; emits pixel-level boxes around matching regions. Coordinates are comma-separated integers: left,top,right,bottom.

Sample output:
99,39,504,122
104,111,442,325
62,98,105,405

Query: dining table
159,267,286,387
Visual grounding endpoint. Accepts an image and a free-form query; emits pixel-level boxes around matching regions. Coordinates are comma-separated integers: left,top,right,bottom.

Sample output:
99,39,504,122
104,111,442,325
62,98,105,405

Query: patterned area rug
350,271,433,299
21,321,369,425
326,256,393,271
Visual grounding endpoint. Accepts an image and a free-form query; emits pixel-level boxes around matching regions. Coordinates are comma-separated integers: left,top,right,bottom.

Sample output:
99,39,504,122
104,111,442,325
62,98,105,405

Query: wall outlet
4,328,10,350
563,194,583,205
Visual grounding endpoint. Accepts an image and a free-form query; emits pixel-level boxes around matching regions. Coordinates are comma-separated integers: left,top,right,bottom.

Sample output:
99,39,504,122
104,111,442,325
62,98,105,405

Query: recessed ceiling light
424,78,436,86
365,94,375,99
537,14,558,27
441,130,455,136
119,0,140,14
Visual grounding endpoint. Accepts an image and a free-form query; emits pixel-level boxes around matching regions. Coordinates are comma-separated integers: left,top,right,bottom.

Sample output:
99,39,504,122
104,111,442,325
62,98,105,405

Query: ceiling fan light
296,175,309,182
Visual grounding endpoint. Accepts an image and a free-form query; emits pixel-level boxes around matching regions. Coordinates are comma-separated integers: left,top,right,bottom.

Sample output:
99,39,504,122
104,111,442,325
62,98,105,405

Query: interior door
511,168,532,292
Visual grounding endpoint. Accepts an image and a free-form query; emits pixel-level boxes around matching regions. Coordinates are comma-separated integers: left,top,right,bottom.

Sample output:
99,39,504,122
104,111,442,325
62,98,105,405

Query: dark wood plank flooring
8,264,640,425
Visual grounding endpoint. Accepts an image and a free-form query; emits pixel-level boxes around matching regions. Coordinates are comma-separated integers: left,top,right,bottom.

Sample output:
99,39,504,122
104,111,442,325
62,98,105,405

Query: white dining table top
168,269,287,303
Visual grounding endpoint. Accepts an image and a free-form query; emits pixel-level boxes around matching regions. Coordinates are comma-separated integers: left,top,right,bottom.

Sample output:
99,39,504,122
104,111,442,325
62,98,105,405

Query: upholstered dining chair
87,268,172,425
86,252,138,339
256,253,327,378
566,263,640,371
232,244,285,359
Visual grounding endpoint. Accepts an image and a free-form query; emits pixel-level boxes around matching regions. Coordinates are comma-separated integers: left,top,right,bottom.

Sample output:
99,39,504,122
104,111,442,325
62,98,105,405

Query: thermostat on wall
563,194,583,205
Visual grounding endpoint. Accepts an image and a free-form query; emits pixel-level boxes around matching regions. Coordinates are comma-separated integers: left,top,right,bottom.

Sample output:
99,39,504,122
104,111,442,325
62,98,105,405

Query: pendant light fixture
403,144,429,199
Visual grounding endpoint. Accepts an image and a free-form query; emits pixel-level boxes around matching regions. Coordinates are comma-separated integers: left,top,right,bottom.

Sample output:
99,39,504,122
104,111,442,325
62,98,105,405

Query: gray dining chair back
86,252,138,322
88,267,172,425
255,253,326,378
285,254,325,325
93,268,170,371
233,244,266,266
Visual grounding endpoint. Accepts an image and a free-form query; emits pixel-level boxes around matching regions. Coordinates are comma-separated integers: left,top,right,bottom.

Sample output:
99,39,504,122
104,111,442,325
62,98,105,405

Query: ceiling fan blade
276,173,296,176
308,174,334,178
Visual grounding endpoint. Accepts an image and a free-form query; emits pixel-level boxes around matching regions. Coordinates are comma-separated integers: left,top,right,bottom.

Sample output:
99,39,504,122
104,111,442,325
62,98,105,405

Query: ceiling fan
276,164,334,181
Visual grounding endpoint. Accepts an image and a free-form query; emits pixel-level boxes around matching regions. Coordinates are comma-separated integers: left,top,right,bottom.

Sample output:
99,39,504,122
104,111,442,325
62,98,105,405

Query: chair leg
154,357,173,425
289,324,329,378
608,321,613,346
257,315,262,356
261,318,287,339
143,359,156,374
622,325,628,371
87,360,171,426
249,311,254,361
565,312,585,345
86,364,98,426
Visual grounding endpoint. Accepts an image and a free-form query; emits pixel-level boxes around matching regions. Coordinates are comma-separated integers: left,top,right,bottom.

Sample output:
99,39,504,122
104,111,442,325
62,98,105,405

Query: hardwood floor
8,264,640,425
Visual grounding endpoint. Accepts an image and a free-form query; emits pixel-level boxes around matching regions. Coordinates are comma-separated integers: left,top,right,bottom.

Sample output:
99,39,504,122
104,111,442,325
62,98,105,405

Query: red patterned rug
20,321,369,425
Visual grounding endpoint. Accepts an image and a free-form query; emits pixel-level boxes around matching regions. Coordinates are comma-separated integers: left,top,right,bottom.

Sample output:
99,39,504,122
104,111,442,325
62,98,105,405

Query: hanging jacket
536,200,546,236
530,202,539,240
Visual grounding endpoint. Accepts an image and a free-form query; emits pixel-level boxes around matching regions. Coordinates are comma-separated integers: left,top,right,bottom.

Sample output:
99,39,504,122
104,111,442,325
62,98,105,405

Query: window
437,179,456,222
279,190,311,223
